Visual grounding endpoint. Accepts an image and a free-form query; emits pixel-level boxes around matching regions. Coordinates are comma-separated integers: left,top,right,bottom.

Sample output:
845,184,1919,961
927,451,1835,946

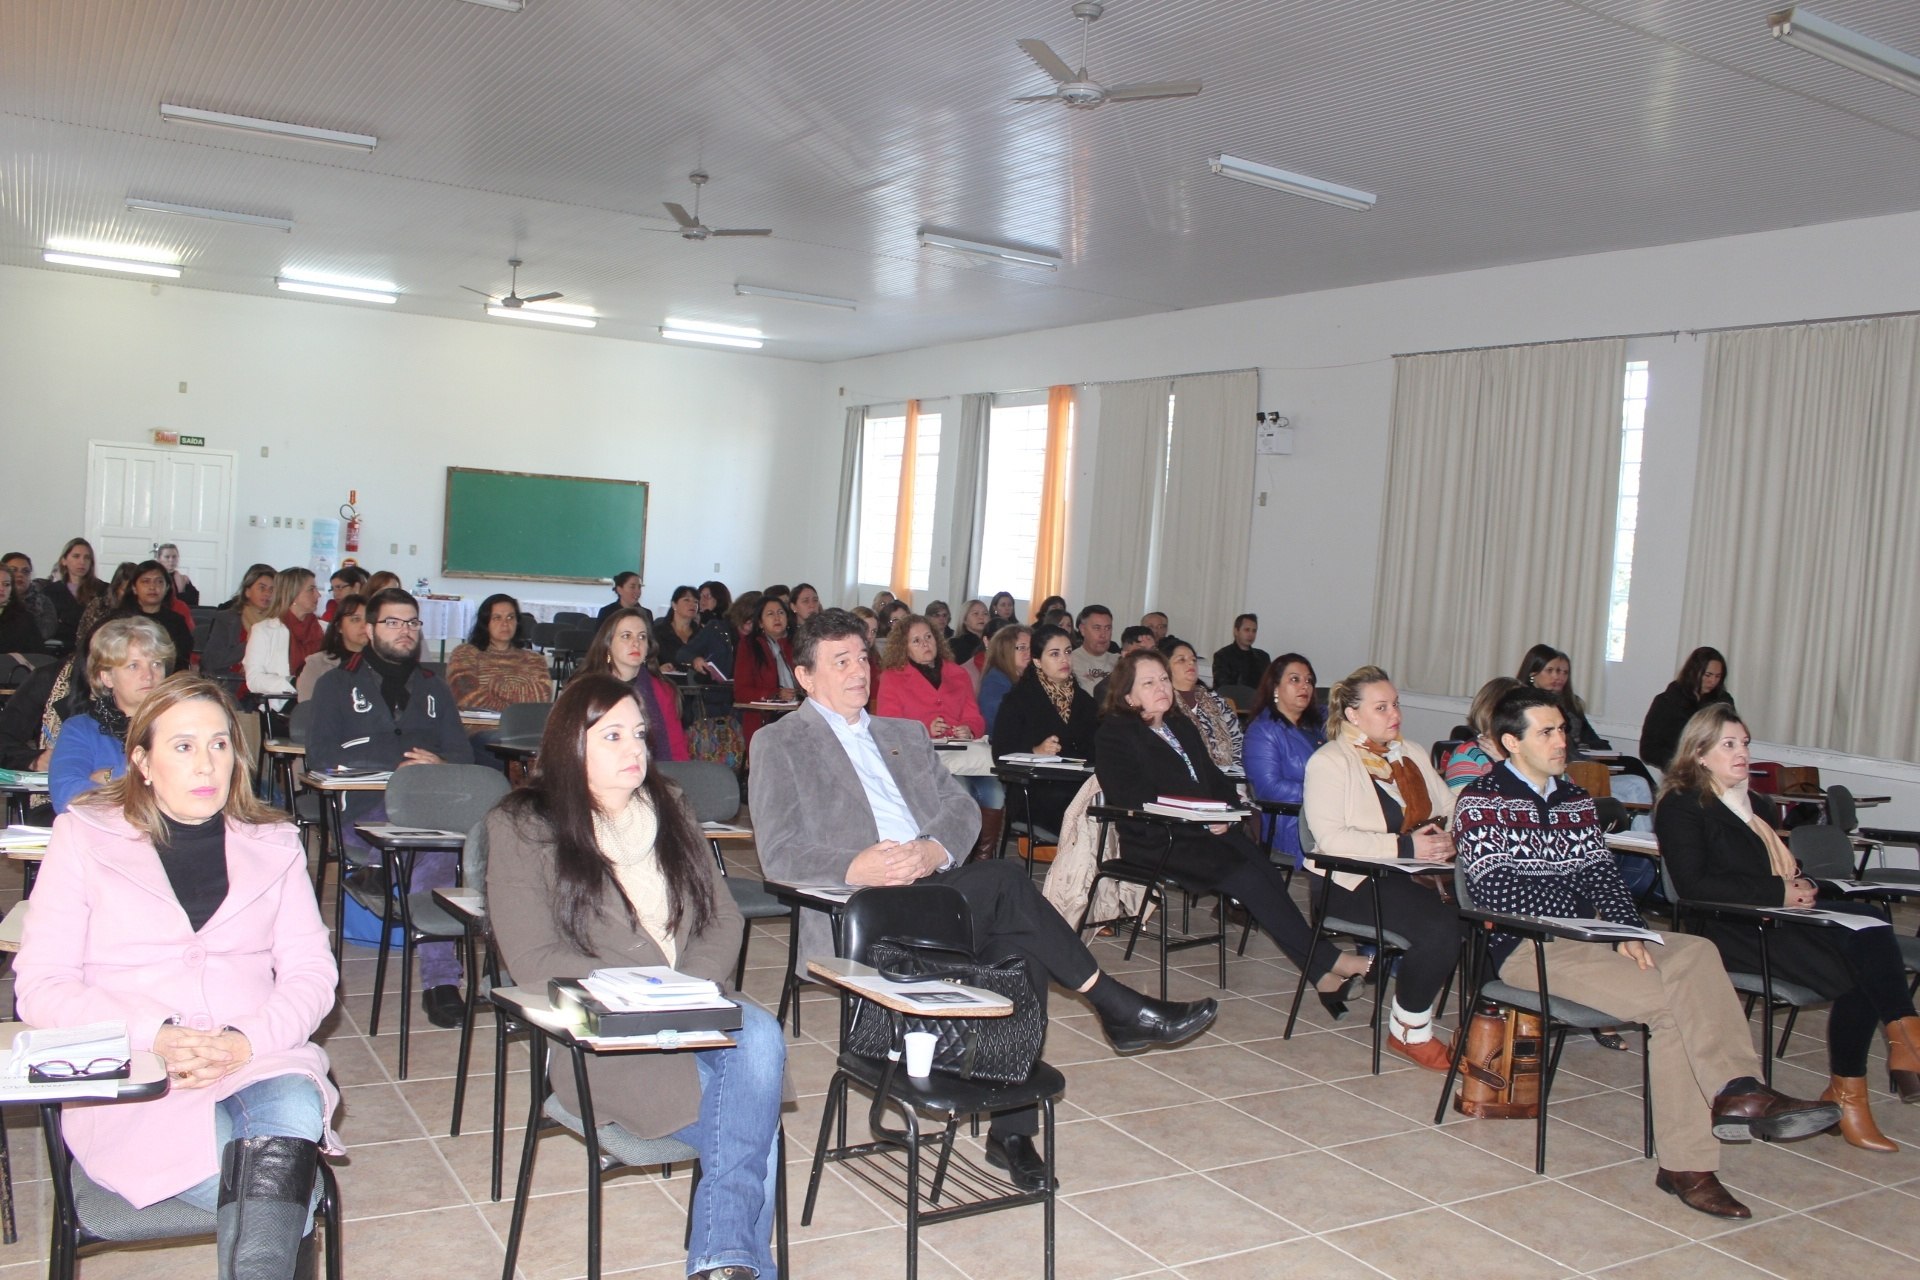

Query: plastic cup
903,1030,937,1078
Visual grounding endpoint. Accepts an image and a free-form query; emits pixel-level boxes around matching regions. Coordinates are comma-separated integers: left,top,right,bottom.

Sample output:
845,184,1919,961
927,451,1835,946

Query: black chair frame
1077,804,1234,1000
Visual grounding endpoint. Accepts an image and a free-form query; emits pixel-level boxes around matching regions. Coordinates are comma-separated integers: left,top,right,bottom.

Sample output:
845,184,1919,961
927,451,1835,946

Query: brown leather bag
1453,1002,1544,1119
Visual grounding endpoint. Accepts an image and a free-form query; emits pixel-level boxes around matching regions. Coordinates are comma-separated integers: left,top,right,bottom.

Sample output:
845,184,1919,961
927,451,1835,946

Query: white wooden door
85,442,235,600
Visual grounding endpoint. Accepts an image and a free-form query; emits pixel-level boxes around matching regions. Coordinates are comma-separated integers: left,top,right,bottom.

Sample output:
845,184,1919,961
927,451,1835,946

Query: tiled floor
0,843,1916,1279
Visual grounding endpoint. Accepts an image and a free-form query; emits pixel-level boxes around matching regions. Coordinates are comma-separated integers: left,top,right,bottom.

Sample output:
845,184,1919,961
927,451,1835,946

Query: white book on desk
0,826,51,850
1606,832,1660,853
834,973,1005,1013
1774,906,1891,930
1540,917,1665,944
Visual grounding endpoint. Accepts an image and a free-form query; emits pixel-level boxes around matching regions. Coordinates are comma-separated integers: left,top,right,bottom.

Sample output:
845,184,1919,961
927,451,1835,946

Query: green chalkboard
442,467,648,583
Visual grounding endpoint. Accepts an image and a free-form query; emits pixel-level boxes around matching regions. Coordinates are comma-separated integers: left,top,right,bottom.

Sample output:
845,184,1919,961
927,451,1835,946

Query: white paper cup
903,1030,937,1078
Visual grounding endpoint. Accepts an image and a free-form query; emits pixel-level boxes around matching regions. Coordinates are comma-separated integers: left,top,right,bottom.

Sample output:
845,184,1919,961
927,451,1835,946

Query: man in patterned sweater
1453,687,1837,1220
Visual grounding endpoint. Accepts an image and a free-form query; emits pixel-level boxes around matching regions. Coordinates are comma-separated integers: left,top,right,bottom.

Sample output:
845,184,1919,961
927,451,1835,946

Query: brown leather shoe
1655,1168,1752,1219
1885,1016,1920,1103
1386,1029,1456,1073
1823,1074,1898,1152
1710,1077,1843,1143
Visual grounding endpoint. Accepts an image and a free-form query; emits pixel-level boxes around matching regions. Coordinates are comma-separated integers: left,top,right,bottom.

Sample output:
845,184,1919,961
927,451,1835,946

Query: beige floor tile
1230,1082,1424,1147
1324,1206,1572,1279
1071,1172,1300,1266
1242,1028,1412,1082
335,1080,431,1147
1560,1159,1791,1242
1210,1149,1427,1233
1331,1128,1537,1204
343,1206,504,1280
333,1137,468,1219
784,1224,970,1279
1713,1139,1880,1211
1438,1108,1643,1176
1708,1213,1919,1275
398,1065,532,1138
479,1182,692,1280
1176,1234,1398,1279
919,1199,1160,1280
1114,1100,1304,1171
1450,1180,1690,1272
1057,1056,1208,1118
1818,1185,1920,1260
1048,1117,1188,1193
1585,1242,1781,1278
1137,1042,1309,1099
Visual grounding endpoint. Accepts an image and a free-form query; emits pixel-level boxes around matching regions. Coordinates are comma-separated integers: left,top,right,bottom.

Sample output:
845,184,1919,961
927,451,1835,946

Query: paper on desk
1606,832,1660,853
1773,907,1891,930
1820,879,1920,897
5,1022,131,1097
1540,918,1666,944
998,753,1088,768
775,882,857,903
0,825,51,850
701,821,751,835
833,973,1001,1013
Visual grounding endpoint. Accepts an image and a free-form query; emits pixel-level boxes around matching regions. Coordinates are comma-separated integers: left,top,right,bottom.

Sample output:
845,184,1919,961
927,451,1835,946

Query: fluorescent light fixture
125,197,294,232
276,278,397,304
1207,153,1376,211
663,317,763,339
159,103,378,152
458,0,524,9
280,268,399,293
47,236,179,263
660,328,764,349
522,300,596,317
918,230,1061,270
487,305,596,328
43,251,181,278
733,282,858,310
1769,7,1920,96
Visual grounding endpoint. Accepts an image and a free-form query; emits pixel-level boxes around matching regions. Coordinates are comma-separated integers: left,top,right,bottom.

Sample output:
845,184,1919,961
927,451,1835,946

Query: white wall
825,208,1920,829
0,265,835,617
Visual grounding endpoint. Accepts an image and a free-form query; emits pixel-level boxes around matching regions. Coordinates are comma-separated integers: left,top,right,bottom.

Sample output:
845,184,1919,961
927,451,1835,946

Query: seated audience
1243,653,1324,866
1455,688,1841,1217
1098,650,1371,1011
985,590,1018,636
654,585,702,669
1211,613,1270,693
42,537,106,650
599,570,647,625
120,559,194,670
1032,594,1066,626
202,564,276,697
582,608,690,763
1640,646,1735,773
677,592,747,737
876,613,1001,854
0,561,43,659
1162,636,1243,768
697,579,733,626
49,616,173,813
1517,643,1610,753
1443,677,1520,792
155,541,200,607
19,674,339,1272
950,599,990,669
1657,704,1920,1151
362,570,403,599
0,657,61,779
488,674,783,1279
1042,606,1074,635
850,605,879,646
1068,604,1117,696
924,599,953,640
1140,611,1169,642
733,594,797,754
2,552,58,643
790,582,822,626
751,609,1217,1190
447,593,552,742
870,588,895,622
879,599,912,641
297,593,368,702
322,565,370,622
308,587,473,1026
242,569,325,702
762,583,791,604
977,624,1030,732
1089,626,1157,708
1303,667,1464,1070
989,623,1097,833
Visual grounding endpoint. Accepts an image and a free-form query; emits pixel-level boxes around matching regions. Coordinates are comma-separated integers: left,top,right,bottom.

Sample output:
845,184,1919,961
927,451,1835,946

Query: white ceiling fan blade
458,284,499,300
1012,93,1063,103
664,201,701,229
1017,39,1076,84
711,228,772,237
1104,81,1203,101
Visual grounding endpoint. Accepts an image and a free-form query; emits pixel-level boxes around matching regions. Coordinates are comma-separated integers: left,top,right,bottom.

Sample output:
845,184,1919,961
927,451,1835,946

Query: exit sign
179,435,205,447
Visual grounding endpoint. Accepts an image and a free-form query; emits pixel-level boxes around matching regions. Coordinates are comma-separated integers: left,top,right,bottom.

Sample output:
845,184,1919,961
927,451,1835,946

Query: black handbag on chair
844,938,1046,1084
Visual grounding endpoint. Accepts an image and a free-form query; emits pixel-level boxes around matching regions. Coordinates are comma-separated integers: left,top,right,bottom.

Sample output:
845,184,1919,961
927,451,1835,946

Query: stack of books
1143,795,1246,820
0,769,49,789
550,966,741,1037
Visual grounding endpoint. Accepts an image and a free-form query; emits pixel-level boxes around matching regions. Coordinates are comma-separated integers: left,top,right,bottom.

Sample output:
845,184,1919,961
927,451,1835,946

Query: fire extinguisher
340,490,362,554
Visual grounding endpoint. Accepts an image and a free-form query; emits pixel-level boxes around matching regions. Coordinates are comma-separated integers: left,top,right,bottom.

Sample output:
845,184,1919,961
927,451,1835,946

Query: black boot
217,1136,320,1280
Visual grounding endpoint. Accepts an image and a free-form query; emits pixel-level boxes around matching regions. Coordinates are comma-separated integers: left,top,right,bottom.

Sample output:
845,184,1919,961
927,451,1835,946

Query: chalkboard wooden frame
442,466,648,584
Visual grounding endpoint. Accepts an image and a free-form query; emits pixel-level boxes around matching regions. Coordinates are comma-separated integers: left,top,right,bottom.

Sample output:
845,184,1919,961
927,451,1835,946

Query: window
974,398,1057,598
1605,360,1649,662
855,409,943,592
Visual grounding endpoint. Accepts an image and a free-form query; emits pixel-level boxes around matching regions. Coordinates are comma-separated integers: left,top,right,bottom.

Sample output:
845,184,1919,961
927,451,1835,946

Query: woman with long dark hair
656,585,702,669
985,590,1018,637
733,595,796,754
42,537,105,650
488,675,784,1278
297,593,369,701
118,560,194,673
582,607,689,763
988,624,1097,832
1243,653,1325,866
1516,643,1608,753
1640,646,1734,772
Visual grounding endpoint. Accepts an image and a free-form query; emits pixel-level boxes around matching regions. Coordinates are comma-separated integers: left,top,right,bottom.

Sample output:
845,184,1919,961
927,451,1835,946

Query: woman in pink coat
874,613,1004,858
16,673,341,1278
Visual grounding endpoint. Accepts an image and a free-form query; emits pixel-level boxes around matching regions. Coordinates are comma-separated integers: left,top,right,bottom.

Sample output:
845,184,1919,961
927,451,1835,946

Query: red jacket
875,662,986,738
733,632,796,752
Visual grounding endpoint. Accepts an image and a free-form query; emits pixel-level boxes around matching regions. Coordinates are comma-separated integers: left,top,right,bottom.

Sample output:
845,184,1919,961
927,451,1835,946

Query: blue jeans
175,1073,327,1232
667,1002,785,1278
962,774,1005,809
345,801,462,988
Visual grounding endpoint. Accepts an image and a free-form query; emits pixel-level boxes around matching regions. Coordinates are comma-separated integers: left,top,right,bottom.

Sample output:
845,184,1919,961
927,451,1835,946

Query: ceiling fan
459,257,561,309
658,171,771,241
1014,0,1201,110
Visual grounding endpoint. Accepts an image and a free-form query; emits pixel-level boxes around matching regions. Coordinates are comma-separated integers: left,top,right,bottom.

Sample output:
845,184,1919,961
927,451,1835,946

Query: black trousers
1318,871,1465,1014
931,858,1102,1137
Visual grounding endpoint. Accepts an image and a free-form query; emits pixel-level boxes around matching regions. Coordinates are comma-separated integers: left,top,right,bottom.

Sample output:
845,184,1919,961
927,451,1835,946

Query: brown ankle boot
970,807,1005,864
1885,1016,1920,1103
1822,1075,1898,1152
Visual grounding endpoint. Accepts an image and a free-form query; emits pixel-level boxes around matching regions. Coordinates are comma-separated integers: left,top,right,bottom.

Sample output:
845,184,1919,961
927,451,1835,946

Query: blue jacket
978,667,1013,733
48,714,126,814
1242,710,1323,865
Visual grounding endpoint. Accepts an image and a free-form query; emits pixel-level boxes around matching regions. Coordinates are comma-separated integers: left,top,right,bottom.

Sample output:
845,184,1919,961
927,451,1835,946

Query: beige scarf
1340,721,1431,832
1719,783,1798,880
593,794,674,965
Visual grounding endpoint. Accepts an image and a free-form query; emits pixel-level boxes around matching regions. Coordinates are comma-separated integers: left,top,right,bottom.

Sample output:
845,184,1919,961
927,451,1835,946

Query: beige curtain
1372,338,1626,700
1082,378,1170,619
1156,371,1257,654
830,406,864,607
1681,317,1920,759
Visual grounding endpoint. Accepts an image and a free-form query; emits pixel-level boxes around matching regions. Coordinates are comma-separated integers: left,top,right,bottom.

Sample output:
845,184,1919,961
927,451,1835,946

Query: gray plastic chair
656,759,782,988
359,764,511,1078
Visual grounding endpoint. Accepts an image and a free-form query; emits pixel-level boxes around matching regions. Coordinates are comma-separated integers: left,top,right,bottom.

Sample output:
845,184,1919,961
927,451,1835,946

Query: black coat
1095,711,1251,884
124,604,194,675
307,654,474,819
0,661,59,771
989,672,1098,831
1655,788,1861,996
1639,682,1735,772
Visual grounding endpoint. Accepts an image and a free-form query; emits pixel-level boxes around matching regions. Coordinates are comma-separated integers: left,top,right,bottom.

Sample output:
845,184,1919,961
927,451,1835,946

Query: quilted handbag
844,938,1046,1084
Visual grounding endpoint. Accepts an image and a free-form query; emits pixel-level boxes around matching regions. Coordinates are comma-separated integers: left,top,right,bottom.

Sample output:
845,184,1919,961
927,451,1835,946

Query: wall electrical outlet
296,518,306,530
408,544,417,556
389,543,399,555
249,515,259,527
271,516,283,528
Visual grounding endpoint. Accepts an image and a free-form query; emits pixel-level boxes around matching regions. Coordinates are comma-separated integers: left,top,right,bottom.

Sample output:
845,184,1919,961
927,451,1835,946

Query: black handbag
844,938,1046,1084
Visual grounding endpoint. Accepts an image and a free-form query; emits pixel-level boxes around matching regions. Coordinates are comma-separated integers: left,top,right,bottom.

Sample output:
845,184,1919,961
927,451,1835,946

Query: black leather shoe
1711,1077,1843,1143
984,1133,1056,1192
423,984,464,1029
1097,995,1218,1054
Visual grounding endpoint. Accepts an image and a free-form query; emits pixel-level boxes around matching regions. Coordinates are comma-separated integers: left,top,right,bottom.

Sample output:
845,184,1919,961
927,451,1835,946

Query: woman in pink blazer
875,614,1003,855
16,673,341,1276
